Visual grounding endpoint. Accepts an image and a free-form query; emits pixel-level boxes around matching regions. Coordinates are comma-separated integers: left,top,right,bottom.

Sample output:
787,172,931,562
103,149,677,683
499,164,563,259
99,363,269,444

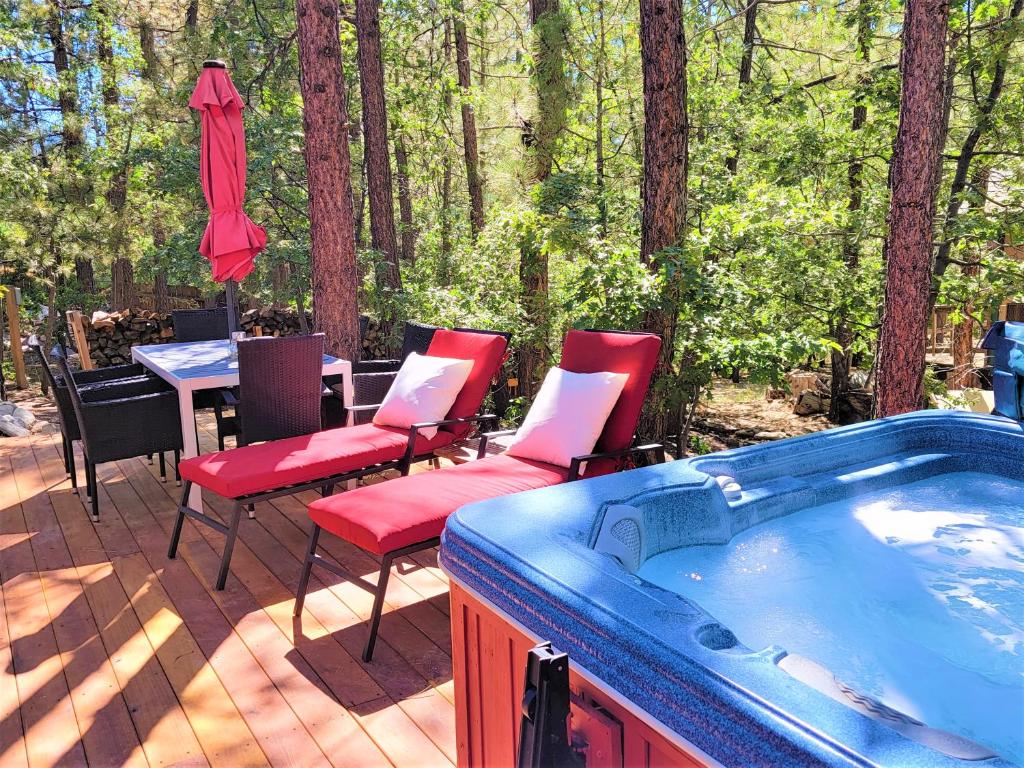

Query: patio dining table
132,339,353,511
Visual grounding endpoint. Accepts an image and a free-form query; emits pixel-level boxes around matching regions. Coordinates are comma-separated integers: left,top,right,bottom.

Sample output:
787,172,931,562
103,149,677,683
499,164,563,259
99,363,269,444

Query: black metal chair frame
292,440,665,662
168,412,497,591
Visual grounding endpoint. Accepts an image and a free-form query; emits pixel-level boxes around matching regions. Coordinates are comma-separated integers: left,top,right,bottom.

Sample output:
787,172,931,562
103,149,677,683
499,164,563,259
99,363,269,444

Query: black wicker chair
58,357,184,522
216,334,325,448
172,307,235,439
172,308,229,342
348,321,439,424
344,323,512,425
33,346,180,494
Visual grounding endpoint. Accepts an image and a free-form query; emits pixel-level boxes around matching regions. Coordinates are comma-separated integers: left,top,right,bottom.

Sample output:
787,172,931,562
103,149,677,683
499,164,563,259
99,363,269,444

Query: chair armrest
219,389,239,407
79,377,170,403
477,428,517,459
77,391,183,461
567,443,666,482
72,362,149,384
347,402,383,412
403,414,500,464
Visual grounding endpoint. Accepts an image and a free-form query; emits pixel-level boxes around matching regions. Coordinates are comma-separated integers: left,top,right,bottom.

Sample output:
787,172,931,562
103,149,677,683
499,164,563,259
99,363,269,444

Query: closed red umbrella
189,60,266,330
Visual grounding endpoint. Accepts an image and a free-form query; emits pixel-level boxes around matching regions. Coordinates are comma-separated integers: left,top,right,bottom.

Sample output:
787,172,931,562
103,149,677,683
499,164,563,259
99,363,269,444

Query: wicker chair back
172,308,230,342
236,334,324,446
400,321,439,360
33,345,80,440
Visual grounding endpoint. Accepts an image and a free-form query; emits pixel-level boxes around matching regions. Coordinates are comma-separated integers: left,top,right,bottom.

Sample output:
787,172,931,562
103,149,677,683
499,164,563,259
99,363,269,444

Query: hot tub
440,411,1024,767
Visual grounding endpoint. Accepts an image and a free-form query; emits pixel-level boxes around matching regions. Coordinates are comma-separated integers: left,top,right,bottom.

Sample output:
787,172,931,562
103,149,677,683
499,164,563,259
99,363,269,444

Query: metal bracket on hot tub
518,642,586,768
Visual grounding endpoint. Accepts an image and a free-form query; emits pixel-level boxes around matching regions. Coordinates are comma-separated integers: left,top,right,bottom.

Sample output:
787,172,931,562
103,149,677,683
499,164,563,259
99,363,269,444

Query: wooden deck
0,416,459,767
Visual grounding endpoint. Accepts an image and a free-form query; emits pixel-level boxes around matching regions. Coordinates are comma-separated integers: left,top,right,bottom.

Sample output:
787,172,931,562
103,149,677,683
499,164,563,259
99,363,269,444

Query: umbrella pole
225,279,239,336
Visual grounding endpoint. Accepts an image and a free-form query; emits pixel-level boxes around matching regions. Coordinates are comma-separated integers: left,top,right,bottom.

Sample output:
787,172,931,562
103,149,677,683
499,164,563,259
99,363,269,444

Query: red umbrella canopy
188,63,267,283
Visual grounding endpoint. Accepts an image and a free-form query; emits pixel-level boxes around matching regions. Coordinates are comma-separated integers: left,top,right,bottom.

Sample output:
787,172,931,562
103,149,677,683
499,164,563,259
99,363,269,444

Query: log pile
360,320,391,360
238,308,311,337
86,310,174,366
85,307,392,367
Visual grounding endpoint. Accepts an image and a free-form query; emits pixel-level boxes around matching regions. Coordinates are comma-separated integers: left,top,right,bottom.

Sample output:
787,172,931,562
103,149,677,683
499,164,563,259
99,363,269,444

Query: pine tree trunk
453,2,485,237
295,0,362,361
153,270,170,313
595,0,607,236
439,18,454,283
830,0,872,422
394,132,416,262
355,0,402,294
875,0,949,418
637,0,689,442
111,258,136,310
932,0,1023,291
725,0,757,173
518,0,568,399
47,2,93,300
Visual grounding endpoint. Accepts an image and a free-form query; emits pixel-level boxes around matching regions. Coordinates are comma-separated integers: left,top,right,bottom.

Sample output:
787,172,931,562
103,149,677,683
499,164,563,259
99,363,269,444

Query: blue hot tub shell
440,410,1024,767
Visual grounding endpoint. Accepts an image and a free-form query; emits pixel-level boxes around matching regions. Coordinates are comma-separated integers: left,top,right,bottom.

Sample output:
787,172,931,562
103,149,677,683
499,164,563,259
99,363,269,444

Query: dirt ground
690,379,832,453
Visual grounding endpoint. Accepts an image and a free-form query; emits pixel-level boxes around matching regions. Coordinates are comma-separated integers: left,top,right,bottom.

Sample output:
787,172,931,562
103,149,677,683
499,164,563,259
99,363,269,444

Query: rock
32,421,58,435
794,389,828,416
0,402,15,418
0,415,30,437
765,387,787,400
753,430,789,441
849,370,870,389
12,406,35,428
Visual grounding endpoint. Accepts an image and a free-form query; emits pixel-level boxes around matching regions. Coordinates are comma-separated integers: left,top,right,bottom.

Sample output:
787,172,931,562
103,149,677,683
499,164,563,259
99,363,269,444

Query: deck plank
30,442,210,768
0,451,88,768
9,444,146,768
0,576,28,768
111,455,390,768
2,424,465,768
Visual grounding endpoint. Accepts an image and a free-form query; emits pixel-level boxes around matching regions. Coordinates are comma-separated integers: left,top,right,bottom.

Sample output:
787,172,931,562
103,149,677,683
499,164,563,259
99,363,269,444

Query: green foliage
0,0,1020,416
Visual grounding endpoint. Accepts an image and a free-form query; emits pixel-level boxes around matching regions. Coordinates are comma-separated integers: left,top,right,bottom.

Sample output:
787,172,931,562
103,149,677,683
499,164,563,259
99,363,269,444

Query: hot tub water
636,471,1024,764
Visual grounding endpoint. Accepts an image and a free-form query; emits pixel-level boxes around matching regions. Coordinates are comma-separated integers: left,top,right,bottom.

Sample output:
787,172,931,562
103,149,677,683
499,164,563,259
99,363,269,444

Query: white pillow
373,352,474,439
505,367,629,468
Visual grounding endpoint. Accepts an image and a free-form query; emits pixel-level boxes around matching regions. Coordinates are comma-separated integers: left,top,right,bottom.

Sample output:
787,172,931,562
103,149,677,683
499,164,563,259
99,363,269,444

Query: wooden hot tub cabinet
449,582,710,767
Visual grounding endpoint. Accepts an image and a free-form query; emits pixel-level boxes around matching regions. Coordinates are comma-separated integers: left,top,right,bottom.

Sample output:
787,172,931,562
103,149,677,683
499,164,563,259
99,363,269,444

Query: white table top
132,339,350,390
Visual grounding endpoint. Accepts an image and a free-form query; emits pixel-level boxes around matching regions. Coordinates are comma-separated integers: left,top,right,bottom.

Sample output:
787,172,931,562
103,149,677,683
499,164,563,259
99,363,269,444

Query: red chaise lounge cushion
179,423,455,499
307,454,568,555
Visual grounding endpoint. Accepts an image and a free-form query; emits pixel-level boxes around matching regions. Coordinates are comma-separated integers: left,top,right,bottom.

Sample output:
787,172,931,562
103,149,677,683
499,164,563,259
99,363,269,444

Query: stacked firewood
86,310,174,366
238,308,311,337
85,307,392,366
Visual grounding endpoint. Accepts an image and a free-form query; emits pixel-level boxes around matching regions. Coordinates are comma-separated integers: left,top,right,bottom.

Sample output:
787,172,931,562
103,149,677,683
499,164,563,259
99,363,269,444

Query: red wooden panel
449,584,710,768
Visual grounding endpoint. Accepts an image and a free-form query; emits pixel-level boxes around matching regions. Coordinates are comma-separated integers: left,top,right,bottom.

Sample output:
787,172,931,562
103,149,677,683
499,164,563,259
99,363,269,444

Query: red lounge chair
295,329,665,661
169,329,509,590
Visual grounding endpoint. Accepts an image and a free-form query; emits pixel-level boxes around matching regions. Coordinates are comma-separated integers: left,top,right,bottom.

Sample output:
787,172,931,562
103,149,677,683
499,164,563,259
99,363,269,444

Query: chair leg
167,481,192,560
148,454,154,465
293,525,322,617
174,450,181,485
87,462,99,523
61,435,71,477
159,452,167,482
214,503,244,591
66,438,78,495
363,554,395,662
247,503,255,520
84,459,94,501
